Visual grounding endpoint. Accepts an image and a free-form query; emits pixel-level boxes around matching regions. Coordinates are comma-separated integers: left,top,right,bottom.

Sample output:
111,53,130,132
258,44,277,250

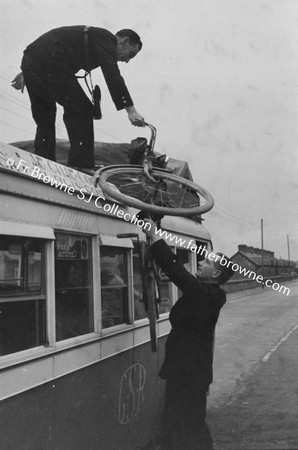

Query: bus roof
0,141,211,244
10,138,194,181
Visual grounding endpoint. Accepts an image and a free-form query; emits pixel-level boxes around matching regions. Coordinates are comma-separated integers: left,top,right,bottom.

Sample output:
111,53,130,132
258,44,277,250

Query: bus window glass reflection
55,233,93,341
0,236,46,356
158,247,175,314
100,246,129,329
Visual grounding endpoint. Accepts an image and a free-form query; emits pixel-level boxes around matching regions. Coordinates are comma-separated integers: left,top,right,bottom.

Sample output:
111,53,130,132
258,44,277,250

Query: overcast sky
1,0,297,260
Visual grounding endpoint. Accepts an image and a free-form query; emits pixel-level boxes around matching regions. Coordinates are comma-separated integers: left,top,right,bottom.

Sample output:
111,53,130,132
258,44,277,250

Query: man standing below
143,220,234,450
12,26,144,172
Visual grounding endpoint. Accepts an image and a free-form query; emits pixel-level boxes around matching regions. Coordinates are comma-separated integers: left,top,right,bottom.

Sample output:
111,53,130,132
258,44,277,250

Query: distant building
230,244,296,280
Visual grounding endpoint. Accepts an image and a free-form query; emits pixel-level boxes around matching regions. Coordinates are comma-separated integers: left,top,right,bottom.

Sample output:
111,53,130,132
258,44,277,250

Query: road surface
207,280,298,449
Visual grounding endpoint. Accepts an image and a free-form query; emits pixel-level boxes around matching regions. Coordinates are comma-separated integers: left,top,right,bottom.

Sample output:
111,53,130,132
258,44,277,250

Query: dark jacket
24,26,133,110
150,240,226,391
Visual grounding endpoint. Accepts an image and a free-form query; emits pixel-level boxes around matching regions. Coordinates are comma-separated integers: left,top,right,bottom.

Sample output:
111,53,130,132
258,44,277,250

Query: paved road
207,281,298,449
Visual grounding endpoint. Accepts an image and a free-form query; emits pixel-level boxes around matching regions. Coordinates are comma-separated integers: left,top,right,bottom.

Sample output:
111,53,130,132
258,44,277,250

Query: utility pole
287,234,291,282
261,219,264,288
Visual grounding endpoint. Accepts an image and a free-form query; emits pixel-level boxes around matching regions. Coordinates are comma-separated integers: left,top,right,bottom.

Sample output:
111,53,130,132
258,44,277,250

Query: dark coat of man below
149,239,227,450
19,26,143,168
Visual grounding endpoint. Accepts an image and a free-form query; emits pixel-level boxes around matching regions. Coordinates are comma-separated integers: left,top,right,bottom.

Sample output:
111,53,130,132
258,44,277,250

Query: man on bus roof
143,220,234,450
11,26,145,173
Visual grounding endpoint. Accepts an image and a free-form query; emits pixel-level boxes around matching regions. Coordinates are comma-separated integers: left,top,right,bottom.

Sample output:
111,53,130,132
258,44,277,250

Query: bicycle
95,123,214,351
116,232,160,352
94,122,214,217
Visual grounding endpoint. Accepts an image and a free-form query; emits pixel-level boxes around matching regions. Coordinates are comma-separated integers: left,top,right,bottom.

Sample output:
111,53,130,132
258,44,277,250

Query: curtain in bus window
100,246,129,328
55,234,93,341
0,236,46,356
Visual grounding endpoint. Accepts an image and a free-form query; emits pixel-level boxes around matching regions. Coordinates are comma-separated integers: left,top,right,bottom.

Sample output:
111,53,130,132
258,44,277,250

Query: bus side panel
127,335,167,448
0,336,167,450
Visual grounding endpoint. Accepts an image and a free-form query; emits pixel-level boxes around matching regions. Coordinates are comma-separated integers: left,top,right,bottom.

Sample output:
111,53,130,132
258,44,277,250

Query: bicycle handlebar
139,122,157,153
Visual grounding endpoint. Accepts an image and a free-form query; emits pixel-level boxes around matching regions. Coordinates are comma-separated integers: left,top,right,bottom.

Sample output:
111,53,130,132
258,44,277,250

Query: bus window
158,247,175,314
0,236,46,356
100,246,129,329
55,233,93,341
158,273,173,314
133,243,146,320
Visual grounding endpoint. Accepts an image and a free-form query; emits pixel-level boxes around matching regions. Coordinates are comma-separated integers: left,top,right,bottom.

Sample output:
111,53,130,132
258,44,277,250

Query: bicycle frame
140,123,159,183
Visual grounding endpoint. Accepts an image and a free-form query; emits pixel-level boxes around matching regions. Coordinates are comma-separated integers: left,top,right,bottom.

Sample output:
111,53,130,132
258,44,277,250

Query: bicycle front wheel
95,165,214,217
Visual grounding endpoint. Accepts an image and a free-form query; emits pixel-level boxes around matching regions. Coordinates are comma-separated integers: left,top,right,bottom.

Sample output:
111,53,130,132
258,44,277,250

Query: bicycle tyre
95,165,214,217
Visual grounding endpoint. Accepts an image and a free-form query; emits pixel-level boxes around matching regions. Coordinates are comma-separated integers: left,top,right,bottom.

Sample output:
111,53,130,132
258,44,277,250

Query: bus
0,141,212,449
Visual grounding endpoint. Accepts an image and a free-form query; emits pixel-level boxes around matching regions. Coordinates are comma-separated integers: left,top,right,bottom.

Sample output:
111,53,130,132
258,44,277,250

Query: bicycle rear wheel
95,165,214,217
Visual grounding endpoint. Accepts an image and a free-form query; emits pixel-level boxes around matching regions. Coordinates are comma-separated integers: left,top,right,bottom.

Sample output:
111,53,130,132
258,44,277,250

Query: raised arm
143,220,196,292
149,239,196,292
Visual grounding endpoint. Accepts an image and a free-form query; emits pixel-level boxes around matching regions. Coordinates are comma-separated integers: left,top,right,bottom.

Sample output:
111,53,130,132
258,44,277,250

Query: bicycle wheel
95,165,214,217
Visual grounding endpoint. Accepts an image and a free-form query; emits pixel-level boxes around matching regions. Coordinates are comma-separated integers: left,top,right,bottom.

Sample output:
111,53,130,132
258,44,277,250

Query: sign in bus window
0,236,46,356
55,233,93,341
100,246,129,329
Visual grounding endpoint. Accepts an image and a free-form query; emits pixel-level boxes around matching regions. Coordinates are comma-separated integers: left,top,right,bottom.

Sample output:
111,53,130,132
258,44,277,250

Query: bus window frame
0,227,212,369
0,234,52,366
99,235,135,335
50,233,104,355
54,230,95,343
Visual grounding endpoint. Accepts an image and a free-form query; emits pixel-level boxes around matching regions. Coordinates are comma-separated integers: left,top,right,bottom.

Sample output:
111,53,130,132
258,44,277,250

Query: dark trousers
161,378,213,450
21,52,94,167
